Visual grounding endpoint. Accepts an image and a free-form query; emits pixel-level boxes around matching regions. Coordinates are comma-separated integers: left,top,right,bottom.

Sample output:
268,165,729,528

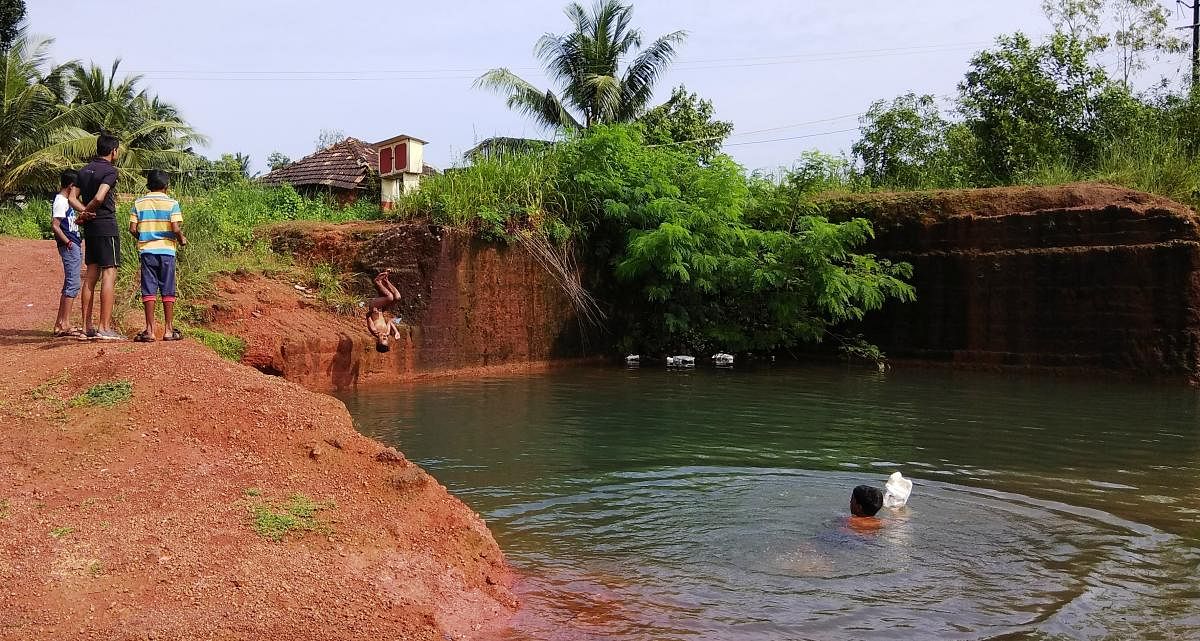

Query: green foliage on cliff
398,124,914,355
850,6,1200,207
186,327,247,362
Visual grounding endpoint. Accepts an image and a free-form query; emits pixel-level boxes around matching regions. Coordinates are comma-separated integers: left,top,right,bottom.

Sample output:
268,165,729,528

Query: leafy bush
0,201,53,239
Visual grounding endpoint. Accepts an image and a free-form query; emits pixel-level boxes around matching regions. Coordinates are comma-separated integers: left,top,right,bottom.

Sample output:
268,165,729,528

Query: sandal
134,330,156,343
162,328,184,342
53,328,84,338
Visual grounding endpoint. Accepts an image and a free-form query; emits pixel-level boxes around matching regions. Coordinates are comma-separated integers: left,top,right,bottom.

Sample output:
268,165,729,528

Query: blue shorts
58,242,81,298
139,253,177,302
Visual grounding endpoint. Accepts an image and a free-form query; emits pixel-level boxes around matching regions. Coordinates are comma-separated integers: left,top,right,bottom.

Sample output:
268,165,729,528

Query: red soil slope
0,237,516,640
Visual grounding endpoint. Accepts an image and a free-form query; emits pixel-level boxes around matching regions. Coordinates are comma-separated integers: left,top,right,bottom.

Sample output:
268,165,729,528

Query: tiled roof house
260,137,437,204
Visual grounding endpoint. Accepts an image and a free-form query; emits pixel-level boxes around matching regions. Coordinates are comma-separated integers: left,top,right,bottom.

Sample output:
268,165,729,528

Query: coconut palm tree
476,0,686,130
65,59,206,183
1,36,205,195
0,31,95,194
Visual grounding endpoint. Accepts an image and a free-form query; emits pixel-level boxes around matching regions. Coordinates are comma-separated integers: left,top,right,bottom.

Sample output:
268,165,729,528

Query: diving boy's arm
390,321,404,340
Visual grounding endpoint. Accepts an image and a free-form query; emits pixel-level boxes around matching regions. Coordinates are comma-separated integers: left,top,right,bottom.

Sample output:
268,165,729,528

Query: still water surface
338,366,1200,640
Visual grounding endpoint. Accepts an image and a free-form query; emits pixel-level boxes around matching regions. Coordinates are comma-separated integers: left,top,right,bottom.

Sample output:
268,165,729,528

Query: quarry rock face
821,183,1200,378
212,222,585,390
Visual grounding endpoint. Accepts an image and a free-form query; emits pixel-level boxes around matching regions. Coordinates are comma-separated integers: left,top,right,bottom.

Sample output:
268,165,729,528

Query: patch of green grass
308,262,360,315
250,494,330,542
243,487,262,497
71,380,133,408
186,327,246,362
49,526,73,539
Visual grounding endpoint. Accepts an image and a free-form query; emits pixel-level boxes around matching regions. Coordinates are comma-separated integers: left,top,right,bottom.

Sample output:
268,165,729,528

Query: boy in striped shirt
129,170,188,342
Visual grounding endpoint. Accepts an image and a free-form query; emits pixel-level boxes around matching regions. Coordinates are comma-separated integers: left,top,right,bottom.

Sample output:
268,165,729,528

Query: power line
724,128,860,147
127,41,990,80
731,113,865,138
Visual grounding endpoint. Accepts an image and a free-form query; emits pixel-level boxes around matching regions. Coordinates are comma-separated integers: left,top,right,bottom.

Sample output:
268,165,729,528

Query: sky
24,0,1188,174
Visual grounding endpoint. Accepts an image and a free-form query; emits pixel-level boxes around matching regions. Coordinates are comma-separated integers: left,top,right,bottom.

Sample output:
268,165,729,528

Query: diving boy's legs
368,271,394,310
383,274,401,301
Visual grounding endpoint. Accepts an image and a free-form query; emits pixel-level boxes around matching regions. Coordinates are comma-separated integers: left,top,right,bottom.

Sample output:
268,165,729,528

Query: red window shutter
396,143,408,173
380,147,393,175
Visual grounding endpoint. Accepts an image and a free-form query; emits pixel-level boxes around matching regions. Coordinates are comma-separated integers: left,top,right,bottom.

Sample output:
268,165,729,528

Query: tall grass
392,151,562,240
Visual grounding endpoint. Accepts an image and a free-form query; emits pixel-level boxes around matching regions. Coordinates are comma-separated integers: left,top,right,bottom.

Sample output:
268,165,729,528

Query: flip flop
162,329,184,341
134,331,155,343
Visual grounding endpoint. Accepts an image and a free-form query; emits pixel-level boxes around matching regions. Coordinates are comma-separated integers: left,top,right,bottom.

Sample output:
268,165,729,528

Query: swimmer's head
376,337,391,353
851,485,883,517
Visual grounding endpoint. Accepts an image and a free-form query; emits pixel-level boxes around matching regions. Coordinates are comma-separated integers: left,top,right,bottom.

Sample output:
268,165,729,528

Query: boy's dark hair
146,169,170,191
96,133,119,158
376,342,391,353
852,485,884,517
60,169,78,189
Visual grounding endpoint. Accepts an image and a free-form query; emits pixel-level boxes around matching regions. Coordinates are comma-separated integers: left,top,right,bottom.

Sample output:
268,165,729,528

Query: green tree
853,94,951,189
958,32,1121,180
0,32,92,194
1110,0,1185,87
558,125,913,353
476,0,686,130
0,0,24,51
266,151,291,171
1041,0,1186,87
67,60,205,179
638,85,733,161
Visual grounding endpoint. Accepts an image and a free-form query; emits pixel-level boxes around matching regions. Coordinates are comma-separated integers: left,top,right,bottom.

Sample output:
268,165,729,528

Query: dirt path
0,237,516,640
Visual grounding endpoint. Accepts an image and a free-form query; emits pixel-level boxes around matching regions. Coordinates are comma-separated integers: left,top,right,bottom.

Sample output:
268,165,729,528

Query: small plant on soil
71,380,133,408
186,327,247,362
49,526,73,539
0,498,9,519
250,494,331,542
243,487,262,497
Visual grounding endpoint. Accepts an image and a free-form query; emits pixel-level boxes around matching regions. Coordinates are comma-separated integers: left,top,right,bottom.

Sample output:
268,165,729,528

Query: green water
338,365,1200,640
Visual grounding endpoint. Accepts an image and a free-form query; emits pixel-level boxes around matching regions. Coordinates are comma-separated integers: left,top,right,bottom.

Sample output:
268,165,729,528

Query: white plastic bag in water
884,471,912,508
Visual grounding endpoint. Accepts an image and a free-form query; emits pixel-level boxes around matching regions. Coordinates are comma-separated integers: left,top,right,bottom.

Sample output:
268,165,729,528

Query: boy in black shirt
69,133,124,341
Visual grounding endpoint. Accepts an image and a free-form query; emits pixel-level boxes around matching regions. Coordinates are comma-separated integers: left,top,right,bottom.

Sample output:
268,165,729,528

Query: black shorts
83,235,120,268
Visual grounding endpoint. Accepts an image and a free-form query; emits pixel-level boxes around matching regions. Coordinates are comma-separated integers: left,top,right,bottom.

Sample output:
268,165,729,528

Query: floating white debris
712,353,734,366
625,354,640,363
666,355,696,368
883,471,913,508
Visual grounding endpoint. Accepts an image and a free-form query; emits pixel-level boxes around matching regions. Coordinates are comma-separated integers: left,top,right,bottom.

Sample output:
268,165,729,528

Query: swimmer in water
848,484,884,532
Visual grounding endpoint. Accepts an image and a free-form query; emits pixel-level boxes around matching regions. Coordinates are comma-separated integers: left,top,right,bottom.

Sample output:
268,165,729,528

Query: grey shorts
58,242,81,298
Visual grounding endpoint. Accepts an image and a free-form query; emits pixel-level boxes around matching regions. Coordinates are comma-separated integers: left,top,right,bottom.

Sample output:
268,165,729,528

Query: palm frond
617,30,686,122
475,68,583,130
